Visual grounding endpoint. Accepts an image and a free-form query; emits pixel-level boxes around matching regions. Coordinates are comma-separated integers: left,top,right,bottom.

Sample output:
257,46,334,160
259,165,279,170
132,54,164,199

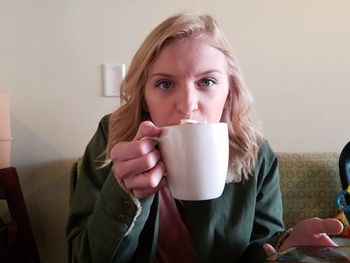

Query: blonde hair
107,12,262,181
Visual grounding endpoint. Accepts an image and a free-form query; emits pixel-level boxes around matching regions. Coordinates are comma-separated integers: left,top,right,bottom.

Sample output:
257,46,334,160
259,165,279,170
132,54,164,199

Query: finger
322,218,344,235
133,121,161,141
123,161,165,189
263,243,277,257
309,218,343,236
133,177,167,199
312,233,338,247
115,149,160,179
111,139,158,161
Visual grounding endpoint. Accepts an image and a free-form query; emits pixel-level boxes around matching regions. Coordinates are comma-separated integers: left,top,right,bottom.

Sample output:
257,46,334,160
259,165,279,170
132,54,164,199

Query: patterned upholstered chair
277,152,341,228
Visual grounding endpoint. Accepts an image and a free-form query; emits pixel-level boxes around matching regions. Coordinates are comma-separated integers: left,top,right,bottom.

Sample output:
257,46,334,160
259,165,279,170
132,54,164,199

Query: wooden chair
0,167,40,263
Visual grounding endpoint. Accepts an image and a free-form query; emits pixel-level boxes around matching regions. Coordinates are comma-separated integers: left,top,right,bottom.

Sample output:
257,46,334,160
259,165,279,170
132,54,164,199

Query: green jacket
66,115,284,263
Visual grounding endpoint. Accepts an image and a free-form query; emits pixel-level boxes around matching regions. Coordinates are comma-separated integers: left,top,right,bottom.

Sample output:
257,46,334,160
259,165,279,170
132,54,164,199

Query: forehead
149,37,228,73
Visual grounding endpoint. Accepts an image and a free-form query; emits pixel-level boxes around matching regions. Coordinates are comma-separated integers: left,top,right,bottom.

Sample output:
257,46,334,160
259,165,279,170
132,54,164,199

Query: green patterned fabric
277,152,341,228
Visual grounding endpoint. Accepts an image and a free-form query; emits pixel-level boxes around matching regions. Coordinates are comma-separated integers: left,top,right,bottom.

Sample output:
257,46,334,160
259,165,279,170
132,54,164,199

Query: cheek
144,95,171,124
202,100,226,122
144,87,158,113
212,96,230,121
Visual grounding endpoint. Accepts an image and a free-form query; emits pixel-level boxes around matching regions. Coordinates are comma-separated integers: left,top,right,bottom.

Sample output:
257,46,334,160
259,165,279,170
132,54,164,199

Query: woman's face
144,37,230,127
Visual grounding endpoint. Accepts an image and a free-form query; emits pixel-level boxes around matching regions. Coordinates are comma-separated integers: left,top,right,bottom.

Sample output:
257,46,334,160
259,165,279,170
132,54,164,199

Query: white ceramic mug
156,122,229,200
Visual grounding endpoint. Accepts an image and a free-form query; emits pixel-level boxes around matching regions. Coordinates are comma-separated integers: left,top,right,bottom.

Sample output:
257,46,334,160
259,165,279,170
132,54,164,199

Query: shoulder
253,139,278,179
257,139,277,163
97,114,111,137
83,114,111,160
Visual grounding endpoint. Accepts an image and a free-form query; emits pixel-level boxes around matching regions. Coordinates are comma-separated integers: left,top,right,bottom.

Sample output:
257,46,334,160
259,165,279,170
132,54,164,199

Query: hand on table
264,217,344,257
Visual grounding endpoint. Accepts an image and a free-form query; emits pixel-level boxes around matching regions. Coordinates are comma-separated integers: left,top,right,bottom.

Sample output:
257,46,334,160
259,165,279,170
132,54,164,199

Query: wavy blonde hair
106,12,262,181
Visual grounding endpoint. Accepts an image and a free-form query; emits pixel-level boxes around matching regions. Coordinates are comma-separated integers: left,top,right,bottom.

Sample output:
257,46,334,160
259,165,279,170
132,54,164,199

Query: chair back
0,167,40,263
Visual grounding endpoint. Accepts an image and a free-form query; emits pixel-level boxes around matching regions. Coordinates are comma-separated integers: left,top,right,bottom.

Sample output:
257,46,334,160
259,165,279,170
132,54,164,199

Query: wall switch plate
102,63,125,97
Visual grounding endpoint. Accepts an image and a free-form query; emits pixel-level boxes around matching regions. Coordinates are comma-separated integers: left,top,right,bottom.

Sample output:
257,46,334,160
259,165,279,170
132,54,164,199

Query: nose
175,84,198,116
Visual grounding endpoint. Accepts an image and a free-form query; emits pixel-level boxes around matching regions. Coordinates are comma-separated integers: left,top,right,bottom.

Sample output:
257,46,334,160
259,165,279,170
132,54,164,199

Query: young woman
67,12,342,263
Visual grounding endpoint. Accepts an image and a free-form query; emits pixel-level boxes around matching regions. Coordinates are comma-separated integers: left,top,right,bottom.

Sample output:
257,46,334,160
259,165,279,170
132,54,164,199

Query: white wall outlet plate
102,63,125,97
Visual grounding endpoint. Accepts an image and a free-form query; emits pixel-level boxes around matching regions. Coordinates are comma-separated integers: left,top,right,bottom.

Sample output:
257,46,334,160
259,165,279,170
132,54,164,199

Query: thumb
263,243,277,257
133,121,161,141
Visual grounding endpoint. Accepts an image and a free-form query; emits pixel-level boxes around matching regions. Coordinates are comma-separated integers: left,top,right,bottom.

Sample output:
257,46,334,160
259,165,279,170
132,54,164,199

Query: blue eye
199,78,216,87
156,80,173,90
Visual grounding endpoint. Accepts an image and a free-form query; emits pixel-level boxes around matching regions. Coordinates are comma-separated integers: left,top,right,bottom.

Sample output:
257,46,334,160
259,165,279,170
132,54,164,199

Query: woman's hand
110,121,166,198
264,217,344,257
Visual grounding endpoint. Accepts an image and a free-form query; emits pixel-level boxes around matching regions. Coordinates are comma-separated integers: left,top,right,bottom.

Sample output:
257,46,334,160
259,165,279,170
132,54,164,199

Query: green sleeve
240,141,285,262
66,115,156,263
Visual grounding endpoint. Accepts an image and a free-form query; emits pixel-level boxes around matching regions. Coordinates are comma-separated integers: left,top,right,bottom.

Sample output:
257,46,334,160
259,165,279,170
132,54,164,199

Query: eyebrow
149,73,172,79
149,70,224,79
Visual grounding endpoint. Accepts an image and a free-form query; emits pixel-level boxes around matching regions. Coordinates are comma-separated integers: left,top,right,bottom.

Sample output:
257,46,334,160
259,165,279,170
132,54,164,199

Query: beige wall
1,0,349,262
